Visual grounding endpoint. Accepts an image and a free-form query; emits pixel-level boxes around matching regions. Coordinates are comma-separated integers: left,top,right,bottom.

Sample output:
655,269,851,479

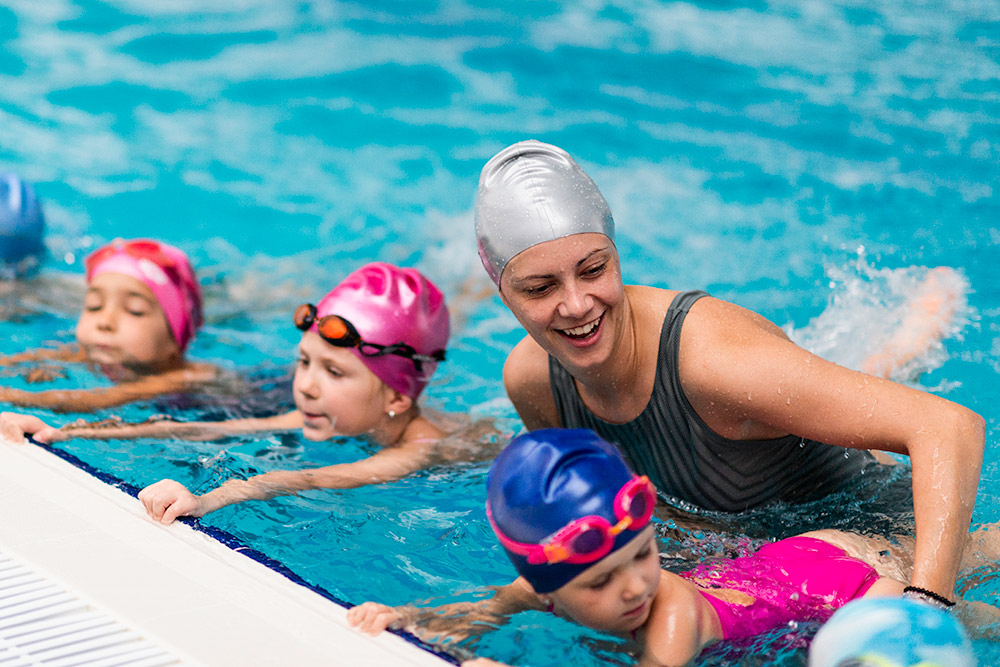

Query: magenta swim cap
85,239,203,352
313,262,450,399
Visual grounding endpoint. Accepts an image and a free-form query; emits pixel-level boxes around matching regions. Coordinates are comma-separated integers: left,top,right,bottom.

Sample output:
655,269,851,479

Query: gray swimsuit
548,290,873,512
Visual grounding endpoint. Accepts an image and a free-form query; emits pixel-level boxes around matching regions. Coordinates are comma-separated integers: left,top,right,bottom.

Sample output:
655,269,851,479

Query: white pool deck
0,437,453,666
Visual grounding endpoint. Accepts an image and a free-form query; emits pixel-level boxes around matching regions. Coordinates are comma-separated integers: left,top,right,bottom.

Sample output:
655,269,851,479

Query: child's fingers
462,660,511,667
160,494,199,525
347,602,401,635
138,480,187,522
0,412,48,443
33,426,67,443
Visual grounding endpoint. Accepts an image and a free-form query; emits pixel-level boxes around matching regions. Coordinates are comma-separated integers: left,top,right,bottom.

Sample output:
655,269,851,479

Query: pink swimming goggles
487,475,656,565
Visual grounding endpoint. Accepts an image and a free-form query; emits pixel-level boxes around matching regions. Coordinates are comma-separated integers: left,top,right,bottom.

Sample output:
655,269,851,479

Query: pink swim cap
85,238,203,352
312,262,450,399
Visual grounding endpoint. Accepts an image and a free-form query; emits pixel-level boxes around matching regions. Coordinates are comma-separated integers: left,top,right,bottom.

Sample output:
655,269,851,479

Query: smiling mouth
558,314,602,339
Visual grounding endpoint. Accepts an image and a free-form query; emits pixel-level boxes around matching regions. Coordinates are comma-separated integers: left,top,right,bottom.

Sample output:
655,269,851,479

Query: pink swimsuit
679,536,879,639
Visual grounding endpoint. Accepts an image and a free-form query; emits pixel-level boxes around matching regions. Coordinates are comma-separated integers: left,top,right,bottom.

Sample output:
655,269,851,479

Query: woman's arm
0,410,303,444
682,298,984,598
139,435,439,524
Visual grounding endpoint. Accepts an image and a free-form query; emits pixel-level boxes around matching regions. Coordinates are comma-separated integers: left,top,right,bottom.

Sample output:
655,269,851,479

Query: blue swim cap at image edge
808,597,975,667
486,428,644,593
0,172,45,271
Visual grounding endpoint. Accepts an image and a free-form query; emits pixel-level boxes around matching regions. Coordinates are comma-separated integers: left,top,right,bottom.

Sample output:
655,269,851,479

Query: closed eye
582,262,606,276
523,282,554,297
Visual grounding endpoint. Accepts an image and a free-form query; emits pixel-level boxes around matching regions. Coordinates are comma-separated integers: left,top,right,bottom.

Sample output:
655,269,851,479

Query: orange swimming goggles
293,303,445,373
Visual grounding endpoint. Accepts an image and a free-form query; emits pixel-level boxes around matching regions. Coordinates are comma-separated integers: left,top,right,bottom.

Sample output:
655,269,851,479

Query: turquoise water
1,1,999,664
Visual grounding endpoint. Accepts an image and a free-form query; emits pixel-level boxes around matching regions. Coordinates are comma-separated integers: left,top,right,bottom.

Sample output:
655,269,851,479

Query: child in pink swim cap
5,262,477,524
0,238,216,413
349,429,1000,667
130,262,462,523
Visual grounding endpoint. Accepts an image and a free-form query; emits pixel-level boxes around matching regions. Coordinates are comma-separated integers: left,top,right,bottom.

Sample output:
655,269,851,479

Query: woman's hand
138,479,206,524
0,412,67,444
347,602,405,636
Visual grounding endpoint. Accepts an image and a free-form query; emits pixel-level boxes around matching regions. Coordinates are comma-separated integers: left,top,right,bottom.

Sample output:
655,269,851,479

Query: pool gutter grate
0,553,182,667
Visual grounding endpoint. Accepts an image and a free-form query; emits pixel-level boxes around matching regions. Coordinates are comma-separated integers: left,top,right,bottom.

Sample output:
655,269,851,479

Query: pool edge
0,437,454,666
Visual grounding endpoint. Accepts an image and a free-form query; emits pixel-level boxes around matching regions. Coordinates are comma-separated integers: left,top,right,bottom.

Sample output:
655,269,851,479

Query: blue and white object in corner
0,172,45,275
809,597,975,667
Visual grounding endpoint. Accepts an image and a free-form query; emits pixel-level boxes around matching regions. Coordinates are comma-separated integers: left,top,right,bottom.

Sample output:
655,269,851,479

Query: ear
383,388,413,416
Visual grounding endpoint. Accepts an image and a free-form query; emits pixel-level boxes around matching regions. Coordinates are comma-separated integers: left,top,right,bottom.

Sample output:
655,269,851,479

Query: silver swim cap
474,140,615,285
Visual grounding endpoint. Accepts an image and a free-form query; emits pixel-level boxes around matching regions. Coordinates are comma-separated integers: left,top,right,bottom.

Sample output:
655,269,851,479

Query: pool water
2,1,999,665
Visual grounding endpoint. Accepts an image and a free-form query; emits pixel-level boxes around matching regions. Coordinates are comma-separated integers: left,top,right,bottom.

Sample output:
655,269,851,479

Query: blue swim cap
0,173,45,272
808,597,975,667
487,428,647,593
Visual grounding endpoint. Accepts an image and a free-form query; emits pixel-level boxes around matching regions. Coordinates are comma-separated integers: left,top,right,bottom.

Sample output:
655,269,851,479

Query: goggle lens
316,315,357,345
626,489,650,521
570,526,607,556
293,303,317,331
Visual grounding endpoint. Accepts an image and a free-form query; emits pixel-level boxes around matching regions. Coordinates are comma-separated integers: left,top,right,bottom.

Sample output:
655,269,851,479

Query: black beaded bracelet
903,585,956,608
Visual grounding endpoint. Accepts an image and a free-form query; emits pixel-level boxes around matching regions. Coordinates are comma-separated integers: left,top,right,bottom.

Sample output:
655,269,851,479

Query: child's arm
0,345,85,367
0,410,303,444
139,435,440,524
0,365,213,413
348,578,542,641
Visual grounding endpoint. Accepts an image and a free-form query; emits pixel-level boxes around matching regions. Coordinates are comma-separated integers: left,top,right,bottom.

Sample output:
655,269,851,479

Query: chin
300,427,329,441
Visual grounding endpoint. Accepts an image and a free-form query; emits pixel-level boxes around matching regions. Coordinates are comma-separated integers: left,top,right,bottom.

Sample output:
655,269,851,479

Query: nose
294,367,320,400
95,305,118,332
556,279,593,320
621,565,649,601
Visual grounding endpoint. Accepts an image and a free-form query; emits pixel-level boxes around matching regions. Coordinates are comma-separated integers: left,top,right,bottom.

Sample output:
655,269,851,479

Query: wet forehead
87,272,157,302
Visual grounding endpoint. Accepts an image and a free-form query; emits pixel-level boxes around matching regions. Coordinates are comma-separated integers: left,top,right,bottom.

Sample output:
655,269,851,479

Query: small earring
543,598,554,613
387,410,396,419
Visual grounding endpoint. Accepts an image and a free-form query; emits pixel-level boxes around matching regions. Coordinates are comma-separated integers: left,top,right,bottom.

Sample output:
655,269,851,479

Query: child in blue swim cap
0,172,45,277
350,429,999,667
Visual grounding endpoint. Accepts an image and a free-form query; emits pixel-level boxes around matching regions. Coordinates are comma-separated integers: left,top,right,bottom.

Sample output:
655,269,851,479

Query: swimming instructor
474,139,984,606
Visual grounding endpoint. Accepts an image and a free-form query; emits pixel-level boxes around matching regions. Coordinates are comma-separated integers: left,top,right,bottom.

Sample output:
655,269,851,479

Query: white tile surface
0,438,452,667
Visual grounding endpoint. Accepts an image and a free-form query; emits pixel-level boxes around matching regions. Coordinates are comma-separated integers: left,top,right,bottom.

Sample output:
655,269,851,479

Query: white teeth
564,317,600,337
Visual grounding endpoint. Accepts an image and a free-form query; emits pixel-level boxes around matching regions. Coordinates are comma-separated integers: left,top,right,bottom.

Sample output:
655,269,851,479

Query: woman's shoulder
502,336,560,429
503,335,549,384
624,284,678,309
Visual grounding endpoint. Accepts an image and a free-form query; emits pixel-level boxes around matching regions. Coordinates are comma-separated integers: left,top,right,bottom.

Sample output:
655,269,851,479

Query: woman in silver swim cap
473,139,984,611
